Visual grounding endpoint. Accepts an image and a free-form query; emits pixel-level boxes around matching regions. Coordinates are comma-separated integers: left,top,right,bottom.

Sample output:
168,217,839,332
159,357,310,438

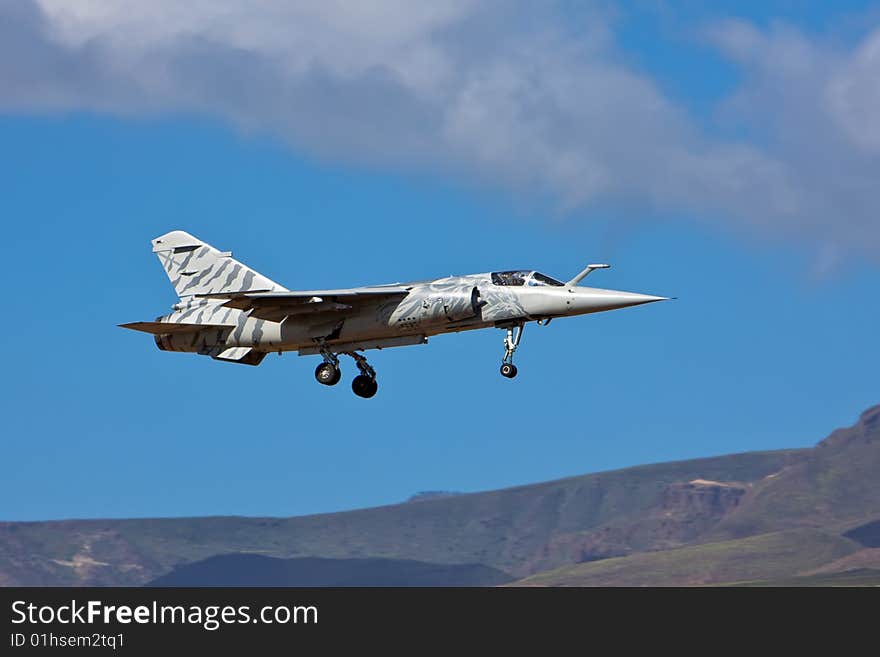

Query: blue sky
1,2,879,520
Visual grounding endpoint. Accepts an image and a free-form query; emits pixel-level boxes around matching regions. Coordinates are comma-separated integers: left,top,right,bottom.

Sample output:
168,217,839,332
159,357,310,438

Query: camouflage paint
125,231,667,366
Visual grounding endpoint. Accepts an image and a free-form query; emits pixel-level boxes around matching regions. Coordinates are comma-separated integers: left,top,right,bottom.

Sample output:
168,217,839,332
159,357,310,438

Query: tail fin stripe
151,230,286,299
222,264,242,290
200,259,232,290
180,263,217,294
177,247,200,270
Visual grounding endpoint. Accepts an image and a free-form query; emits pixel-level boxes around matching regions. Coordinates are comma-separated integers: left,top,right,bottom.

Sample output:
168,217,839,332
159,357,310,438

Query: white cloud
828,29,880,153
706,19,880,260
2,2,879,261
36,0,471,94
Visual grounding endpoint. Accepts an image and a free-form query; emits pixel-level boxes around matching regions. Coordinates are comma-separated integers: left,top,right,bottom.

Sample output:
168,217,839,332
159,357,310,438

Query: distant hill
707,405,880,540
406,491,463,503
512,405,880,586
1,404,878,587
147,554,512,587
0,449,797,585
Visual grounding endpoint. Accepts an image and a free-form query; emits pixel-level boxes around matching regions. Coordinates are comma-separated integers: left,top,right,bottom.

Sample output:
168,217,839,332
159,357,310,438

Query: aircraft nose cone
606,291,669,307
569,288,670,313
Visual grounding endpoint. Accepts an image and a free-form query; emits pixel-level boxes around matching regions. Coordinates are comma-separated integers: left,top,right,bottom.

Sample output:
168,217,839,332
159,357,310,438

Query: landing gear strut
345,351,378,398
500,323,524,378
312,343,378,397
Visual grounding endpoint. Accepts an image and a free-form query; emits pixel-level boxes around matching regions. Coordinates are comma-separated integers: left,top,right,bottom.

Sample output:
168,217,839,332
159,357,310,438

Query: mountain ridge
2,404,878,586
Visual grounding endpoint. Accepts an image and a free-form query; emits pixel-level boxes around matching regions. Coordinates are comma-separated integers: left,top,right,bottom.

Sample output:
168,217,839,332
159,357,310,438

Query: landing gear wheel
315,362,341,386
352,374,378,398
499,324,523,379
500,363,518,379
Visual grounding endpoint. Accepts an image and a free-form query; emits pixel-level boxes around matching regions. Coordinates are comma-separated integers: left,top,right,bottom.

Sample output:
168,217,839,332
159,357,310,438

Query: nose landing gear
500,323,524,379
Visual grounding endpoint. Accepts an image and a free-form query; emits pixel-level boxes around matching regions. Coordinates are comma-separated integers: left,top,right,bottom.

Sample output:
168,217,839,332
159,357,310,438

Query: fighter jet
121,230,669,398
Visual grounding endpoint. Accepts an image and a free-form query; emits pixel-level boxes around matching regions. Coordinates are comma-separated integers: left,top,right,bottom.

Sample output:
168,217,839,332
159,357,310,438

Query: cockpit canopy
491,270,565,287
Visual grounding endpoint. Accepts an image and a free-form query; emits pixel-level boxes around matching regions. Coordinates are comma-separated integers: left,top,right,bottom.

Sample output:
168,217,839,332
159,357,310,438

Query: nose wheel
500,323,524,379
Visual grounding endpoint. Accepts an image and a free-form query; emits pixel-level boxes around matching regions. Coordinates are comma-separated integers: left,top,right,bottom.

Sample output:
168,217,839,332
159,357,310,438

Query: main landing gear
500,323,524,379
348,351,378,399
313,346,378,398
315,360,341,386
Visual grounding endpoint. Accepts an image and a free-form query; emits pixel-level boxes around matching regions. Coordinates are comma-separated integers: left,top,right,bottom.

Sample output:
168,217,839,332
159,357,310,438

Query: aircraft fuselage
123,230,668,395
153,273,665,355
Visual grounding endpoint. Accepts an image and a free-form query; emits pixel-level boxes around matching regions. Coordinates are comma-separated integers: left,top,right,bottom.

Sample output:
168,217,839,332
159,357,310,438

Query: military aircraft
121,230,669,398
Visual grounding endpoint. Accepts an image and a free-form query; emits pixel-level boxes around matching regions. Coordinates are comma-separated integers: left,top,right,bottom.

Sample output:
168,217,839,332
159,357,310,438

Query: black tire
352,374,378,398
315,362,341,386
500,363,518,379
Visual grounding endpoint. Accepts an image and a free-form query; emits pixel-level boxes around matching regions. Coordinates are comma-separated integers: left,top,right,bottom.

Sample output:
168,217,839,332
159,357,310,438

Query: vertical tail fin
151,230,286,299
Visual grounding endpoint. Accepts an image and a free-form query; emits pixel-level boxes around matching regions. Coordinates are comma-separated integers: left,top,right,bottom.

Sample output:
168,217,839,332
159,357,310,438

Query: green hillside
734,568,880,587
512,529,860,586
